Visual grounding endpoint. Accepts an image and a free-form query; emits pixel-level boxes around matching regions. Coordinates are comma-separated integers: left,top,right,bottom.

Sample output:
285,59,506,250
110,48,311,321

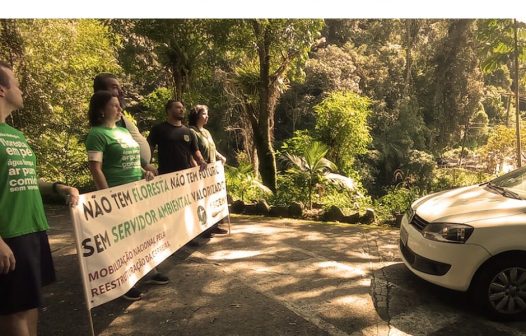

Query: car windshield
487,166,526,199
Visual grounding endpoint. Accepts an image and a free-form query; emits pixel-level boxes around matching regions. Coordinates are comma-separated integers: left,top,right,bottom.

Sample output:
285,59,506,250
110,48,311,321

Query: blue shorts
0,231,55,315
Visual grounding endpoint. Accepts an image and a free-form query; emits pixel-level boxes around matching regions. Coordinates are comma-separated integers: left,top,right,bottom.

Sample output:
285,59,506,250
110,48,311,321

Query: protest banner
70,161,228,309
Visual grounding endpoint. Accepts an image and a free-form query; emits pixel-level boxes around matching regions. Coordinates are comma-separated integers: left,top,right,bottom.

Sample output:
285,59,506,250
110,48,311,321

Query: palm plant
282,141,338,209
224,162,272,202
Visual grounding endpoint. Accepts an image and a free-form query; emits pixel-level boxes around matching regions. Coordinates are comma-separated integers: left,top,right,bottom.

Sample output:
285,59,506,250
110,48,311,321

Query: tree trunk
171,64,183,101
252,20,278,191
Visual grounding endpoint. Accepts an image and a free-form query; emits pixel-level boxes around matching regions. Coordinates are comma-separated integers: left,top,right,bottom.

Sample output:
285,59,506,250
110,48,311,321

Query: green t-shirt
0,123,48,238
85,126,142,187
190,126,217,163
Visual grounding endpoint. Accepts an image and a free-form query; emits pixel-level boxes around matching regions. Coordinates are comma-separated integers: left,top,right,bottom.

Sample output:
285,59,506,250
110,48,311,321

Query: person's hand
0,238,15,274
199,161,208,171
219,156,226,165
144,171,155,181
144,164,159,176
65,186,80,207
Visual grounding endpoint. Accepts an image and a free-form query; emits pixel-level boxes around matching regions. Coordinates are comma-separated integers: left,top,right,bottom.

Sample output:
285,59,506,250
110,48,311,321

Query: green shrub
321,183,372,215
270,174,308,206
224,153,272,202
431,168,493,192
375,186,420,223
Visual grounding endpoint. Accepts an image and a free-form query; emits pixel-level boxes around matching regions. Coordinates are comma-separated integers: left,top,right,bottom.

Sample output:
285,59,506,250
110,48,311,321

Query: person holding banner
188,104,228,237
85,90,169,301
147,100,208,175
0,61,79,336
93,73,157,176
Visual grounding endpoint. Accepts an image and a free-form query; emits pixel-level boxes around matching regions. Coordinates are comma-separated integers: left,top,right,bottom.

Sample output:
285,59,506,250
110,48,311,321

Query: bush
374,186,420,223
224,152,272,203
432,168,493,192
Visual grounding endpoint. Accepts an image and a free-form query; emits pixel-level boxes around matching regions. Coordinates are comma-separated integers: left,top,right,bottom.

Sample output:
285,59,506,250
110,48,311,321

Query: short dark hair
93,73,117,93
0,61,13,88
188,105,208,127
165,99,183,113
88,90,114,126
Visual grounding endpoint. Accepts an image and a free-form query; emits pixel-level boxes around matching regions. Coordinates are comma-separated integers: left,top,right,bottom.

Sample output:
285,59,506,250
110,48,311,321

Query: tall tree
2,19,121,187
427,20,484,152
220,19,324,191
129,19,228,102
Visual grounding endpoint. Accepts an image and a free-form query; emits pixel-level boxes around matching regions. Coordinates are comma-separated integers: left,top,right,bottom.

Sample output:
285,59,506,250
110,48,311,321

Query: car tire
470,256,526,321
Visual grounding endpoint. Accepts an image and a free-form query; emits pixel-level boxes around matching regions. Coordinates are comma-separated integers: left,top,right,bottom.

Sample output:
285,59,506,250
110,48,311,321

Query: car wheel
470,256,526,320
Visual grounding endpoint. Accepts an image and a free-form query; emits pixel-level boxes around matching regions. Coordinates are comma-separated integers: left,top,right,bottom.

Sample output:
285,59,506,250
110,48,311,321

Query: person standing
85,90,168,301
148,100,208,247
188,104,228,236
0,61,79,336
92,73,157,174
147,100,207,174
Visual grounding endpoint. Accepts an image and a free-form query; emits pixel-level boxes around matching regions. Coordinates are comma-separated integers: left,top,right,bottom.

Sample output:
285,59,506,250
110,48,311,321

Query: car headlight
422,223,474,244
406,207,415,222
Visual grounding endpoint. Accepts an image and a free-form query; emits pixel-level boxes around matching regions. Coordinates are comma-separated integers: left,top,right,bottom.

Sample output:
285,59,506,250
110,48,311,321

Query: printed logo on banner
197,205,207,227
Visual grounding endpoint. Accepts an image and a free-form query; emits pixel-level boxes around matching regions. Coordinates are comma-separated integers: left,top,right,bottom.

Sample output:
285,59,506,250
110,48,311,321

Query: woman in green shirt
188,105,226,165
189,105,228,236
85,91,167,301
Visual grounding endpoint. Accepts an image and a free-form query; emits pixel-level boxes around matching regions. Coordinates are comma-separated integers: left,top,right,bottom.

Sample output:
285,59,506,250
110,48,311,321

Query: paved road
40,205,526,335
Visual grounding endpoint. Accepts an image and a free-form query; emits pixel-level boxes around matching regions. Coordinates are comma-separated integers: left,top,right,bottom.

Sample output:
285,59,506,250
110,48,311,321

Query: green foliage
478,125,526,174
314,91,372,174
282,141,337,209
321,181,372,214
277,130,315,157
400,150,436,193
481,85,507,124
217,19,325,191
141,87,172,123
224,153,272,202
465,107,489,148
6,19,121,188
374,186,420,223
270,174,307,206
425,20,484,152
431,168,493,192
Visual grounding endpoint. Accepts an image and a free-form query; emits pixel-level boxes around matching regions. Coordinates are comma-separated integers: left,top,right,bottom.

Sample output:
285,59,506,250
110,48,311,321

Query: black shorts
0,231,56,315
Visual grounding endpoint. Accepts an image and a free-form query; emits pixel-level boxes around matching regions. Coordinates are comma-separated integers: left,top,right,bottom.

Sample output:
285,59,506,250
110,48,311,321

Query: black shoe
122,287,143,301
145,273,169,285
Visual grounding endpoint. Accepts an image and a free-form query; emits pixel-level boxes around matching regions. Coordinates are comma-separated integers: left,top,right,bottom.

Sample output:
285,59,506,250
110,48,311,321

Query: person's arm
216,151,226,165
0,237,15,274
88,161,109,190
193,150,208,171
146,127,159,174
122,116,153,170
189,129,207,170
38,179,80,207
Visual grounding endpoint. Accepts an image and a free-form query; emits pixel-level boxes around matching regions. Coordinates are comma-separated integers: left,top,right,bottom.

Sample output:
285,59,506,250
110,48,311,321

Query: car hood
414,185,526,224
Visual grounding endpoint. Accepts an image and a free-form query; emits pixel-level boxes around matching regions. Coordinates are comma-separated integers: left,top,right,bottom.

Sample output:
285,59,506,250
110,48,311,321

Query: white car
399,167,526,320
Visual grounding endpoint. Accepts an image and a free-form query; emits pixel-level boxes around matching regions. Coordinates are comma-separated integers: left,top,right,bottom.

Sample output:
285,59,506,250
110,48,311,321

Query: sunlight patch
208,250,261,260
316,261,366,278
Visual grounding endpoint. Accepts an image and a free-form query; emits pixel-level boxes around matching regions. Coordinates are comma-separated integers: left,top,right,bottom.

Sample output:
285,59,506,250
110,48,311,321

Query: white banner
70,162,228,309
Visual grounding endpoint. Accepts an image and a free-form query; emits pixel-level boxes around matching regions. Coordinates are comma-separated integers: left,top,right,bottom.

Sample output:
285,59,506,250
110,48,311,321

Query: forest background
1,19,526,223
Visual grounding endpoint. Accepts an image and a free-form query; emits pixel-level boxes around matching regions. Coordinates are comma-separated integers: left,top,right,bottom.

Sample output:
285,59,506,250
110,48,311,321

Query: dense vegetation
2,19,525,223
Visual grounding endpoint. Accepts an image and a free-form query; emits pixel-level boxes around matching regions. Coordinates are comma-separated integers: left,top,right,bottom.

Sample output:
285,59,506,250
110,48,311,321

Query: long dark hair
88,91,114,126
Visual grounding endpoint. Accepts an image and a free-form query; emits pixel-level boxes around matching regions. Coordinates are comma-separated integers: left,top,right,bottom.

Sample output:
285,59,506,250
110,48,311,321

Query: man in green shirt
0,61,79,335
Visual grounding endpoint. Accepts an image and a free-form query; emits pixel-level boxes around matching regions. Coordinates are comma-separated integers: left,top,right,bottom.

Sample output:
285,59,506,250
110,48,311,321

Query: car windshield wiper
487,182,522,200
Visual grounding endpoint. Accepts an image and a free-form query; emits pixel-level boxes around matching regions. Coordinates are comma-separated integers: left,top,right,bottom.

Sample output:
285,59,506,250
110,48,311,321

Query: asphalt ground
39,205,526,336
